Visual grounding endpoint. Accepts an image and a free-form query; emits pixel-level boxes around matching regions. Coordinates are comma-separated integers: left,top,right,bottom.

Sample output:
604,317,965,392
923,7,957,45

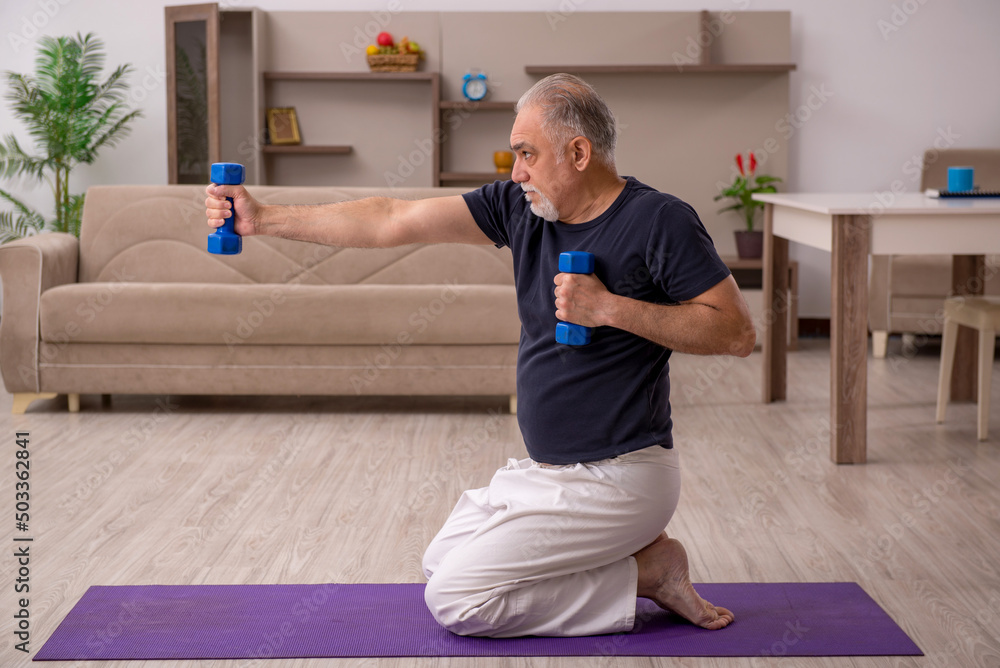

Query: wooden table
754,192,1000,464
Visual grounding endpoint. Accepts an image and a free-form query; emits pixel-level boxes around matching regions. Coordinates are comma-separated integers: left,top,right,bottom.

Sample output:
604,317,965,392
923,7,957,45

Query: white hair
515,73,617,167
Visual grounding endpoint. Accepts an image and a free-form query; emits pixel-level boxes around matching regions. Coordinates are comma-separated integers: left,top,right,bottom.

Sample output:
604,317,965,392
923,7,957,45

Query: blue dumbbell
208,162,245,255
555,251,595,346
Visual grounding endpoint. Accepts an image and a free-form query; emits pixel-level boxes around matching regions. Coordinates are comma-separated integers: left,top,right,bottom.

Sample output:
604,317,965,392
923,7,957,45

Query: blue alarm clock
462,71,488,101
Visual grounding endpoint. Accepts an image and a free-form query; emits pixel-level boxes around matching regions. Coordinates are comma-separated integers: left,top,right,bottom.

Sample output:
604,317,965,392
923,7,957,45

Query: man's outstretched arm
205,184,493,248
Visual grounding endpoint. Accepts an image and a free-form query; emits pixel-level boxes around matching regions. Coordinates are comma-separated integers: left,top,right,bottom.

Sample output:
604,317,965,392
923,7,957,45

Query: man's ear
569,136,592,172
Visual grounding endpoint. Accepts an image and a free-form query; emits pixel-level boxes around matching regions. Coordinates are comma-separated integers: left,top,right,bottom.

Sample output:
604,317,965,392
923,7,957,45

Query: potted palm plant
714,151,781,259
0,33,142,242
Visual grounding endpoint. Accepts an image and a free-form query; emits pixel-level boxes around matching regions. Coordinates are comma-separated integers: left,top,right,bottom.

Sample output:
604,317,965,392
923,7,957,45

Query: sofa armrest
0,233,79,393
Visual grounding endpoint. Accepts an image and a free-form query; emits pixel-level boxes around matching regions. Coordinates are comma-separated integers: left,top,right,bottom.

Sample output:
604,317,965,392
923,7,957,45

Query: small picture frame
266,107,301,145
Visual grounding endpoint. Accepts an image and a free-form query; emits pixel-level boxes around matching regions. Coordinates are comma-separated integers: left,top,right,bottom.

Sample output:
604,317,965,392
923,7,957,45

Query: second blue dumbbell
208,162,245,255
555,251,595,346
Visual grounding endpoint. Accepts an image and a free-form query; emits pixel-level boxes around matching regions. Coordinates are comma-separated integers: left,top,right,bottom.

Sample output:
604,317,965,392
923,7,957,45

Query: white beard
521,185,560,222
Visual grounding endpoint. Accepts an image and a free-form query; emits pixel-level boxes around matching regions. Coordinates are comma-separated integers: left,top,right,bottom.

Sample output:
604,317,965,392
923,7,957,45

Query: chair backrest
921,148,1000,190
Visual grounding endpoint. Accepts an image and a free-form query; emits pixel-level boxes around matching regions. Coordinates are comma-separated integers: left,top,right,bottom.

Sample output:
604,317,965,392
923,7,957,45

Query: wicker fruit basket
367,53,419,72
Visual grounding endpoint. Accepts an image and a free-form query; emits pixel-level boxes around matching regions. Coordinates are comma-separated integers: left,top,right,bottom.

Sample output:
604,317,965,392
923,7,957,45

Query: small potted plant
714,151,781,259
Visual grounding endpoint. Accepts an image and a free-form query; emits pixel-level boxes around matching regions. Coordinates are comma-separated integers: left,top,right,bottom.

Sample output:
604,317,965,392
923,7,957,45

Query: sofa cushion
77,185,515,286
887,254,953,296
40,283,519,346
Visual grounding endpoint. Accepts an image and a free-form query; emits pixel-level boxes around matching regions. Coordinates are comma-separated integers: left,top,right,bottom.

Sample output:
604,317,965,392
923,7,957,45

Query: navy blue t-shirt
463,177,730,464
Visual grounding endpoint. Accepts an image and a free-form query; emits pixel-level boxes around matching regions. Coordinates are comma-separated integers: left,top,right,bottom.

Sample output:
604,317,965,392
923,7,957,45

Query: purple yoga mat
34,582,921,660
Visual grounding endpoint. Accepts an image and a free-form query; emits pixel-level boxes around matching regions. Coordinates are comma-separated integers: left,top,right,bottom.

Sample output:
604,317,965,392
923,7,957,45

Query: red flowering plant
714,151,781,232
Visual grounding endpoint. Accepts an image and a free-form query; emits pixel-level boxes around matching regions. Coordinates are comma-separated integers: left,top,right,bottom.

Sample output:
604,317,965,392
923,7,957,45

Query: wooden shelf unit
263,71,439,82
257,60,795,185
524,10,795,78
438,100,517,186
261,145,352,154
239,11,794,190
261,70,440,185
524,64,797,75
439,100,516,111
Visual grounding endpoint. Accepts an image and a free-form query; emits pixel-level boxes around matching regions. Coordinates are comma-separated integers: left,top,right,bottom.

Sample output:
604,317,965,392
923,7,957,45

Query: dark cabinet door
165,3,221,184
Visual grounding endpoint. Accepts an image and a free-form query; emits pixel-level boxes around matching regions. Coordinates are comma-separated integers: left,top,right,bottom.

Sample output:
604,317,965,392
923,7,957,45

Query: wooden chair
936,296,1000,440
869,148,1000,358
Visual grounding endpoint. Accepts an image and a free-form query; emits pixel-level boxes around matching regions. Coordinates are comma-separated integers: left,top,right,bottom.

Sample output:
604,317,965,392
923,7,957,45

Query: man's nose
511,156,527,183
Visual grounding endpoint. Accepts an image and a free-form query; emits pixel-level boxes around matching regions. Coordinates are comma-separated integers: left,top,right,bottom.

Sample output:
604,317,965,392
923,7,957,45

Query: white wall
2,0,998,317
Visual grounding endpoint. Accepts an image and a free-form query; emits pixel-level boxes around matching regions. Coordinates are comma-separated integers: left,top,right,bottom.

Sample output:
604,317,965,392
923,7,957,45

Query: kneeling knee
424,576,466,632
424,575,506,637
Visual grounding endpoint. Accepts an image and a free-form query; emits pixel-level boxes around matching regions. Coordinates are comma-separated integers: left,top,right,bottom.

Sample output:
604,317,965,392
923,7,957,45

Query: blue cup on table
947,166,974,192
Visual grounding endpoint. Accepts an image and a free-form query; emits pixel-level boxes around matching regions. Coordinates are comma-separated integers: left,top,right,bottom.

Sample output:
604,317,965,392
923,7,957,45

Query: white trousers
422,444,681,637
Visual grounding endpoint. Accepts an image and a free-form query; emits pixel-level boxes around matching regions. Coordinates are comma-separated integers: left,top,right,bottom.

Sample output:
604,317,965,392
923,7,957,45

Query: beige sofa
0,185,519,413
869,148,1000,357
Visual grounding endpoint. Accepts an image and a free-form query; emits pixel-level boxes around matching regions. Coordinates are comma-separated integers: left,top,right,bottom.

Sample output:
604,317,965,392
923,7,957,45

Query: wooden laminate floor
1,337,999,668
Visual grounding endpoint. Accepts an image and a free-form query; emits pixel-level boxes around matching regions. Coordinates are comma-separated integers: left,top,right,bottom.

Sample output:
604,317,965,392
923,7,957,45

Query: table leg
830,214,869,464
950,255,985,402
788,261,799,351
762,202,789,403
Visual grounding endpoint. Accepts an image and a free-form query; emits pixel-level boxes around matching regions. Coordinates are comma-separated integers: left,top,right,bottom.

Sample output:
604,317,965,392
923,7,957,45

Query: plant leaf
1,32,140,238
0,134,47,181
0,187,45,223
0,211,36,244
0,187,47,242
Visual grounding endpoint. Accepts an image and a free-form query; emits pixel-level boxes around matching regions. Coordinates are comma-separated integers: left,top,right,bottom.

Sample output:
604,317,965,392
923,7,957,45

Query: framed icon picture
267,107,301,145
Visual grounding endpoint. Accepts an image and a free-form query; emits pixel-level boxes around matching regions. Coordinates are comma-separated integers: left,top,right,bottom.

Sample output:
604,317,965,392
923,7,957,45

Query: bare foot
634,533,734,630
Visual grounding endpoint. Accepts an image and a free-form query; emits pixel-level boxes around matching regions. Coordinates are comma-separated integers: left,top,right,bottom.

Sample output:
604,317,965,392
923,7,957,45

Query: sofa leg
68,394,80,413
11,392,58,415
872,331,888,359
509,395,517,415
101,394,112,408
